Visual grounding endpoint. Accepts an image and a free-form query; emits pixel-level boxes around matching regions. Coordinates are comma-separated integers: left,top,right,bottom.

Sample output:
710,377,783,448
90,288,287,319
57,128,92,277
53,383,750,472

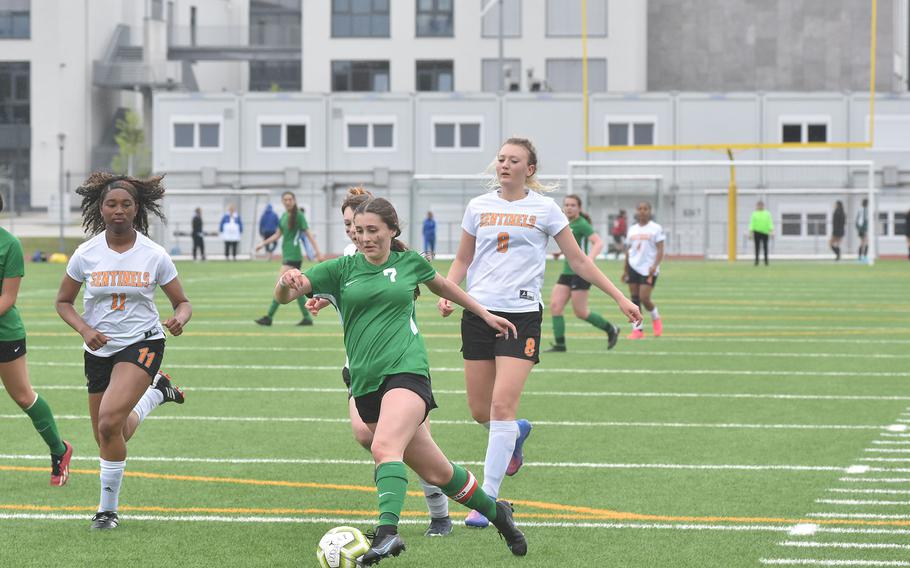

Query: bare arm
0,276,21,317
436,230,476,317
650,241,665,277
55,275,110,351
555,227,641,323
273,268,313,304
588,232,604,260
256,227,283,251
425,274,516,339
160,277,193,336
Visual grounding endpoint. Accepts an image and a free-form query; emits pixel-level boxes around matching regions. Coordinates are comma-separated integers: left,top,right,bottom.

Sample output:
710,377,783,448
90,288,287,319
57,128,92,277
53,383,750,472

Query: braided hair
76,172,166,236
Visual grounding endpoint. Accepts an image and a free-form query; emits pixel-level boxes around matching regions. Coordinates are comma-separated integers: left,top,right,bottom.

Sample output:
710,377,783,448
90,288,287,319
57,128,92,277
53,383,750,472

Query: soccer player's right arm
55,273,109,350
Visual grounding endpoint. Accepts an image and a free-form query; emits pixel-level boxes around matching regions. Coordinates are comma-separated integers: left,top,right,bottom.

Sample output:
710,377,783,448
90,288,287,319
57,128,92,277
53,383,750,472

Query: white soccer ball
316,526,370,568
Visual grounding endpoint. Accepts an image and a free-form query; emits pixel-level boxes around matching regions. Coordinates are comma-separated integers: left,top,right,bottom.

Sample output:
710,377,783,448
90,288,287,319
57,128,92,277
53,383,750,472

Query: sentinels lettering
477,212,538,228
89,271,152,288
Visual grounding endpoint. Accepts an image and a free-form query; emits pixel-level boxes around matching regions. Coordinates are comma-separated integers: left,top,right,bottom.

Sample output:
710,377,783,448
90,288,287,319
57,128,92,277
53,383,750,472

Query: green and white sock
24,394,66,456
375,461,408,527
440,462,498,521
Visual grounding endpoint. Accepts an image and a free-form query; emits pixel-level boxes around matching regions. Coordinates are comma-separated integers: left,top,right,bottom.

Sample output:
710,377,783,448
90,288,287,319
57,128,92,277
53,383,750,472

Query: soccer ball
316,526,371,568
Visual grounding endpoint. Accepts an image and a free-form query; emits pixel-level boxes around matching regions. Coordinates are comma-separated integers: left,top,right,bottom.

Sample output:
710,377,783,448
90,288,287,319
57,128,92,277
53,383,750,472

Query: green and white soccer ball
316,526,370,568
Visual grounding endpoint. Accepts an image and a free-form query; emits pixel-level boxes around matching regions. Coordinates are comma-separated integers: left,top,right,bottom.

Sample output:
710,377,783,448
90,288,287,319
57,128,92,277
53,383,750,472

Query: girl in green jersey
0,193,73,486
276,197,527,565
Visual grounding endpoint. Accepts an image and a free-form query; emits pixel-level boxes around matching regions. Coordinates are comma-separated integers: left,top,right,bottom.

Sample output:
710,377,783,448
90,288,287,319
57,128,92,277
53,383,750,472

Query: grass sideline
1,258,908,567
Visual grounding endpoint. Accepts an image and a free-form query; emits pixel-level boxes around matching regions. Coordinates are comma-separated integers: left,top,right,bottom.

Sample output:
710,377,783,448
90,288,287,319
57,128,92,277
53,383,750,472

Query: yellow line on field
3,465,910,528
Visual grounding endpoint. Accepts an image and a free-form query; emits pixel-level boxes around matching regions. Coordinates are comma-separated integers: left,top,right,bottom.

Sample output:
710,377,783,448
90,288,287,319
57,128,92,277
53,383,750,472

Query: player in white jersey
305,186,453,536
437,138,641,527
55,173,192,530
622,201,665,339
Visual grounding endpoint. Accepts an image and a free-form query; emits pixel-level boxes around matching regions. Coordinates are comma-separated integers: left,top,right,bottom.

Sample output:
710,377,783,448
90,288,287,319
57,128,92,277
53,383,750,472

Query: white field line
0,453,846,472
815,498,910,506
881,434,910,438
872,441,910,445
25,361,910,378
866,449,910,453
761,560,910,567
15,384,910,403
838,478,910,483
780,541,910,550
860,458,910,463
0,414,887,431
808,513,910,519
24,344,910,360
829,488,910,495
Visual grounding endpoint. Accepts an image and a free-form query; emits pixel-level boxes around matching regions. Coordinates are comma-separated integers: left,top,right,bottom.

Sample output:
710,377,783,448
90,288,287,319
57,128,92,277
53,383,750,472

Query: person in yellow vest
749,201,773,266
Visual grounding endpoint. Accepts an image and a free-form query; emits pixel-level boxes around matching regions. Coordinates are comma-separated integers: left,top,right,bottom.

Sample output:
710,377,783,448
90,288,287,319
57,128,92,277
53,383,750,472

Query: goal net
567,160,878,263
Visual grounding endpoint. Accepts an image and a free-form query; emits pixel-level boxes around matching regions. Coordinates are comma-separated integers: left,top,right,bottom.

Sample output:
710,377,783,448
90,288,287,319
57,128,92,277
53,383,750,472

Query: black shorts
556,273,592,291
626,266,658,287
283,260,302,269
342,366,352,398
84,339,165,394
354,373,437,424
0,338,26,363
461,308,542,363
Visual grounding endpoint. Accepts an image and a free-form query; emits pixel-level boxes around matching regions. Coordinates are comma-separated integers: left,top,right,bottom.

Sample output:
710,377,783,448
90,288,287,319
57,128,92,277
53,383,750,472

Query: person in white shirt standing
437,138,641,528
219,204,243,261
55,173,192,530
623,201,665,339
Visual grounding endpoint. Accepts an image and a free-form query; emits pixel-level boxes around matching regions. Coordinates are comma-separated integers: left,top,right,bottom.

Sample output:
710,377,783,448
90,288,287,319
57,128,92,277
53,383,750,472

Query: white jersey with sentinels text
626,221,665,276
462,189,569,312
66,232,178,357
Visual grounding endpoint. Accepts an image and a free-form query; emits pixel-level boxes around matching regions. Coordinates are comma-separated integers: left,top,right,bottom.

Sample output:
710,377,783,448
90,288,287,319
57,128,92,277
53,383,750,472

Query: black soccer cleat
607,324,620,350
254,315,273,326
491,501,527,556
424,516,453,537
297,318,314,326
90,511,119,530
361,531,406,565
152,372,185,404
543,343,566,353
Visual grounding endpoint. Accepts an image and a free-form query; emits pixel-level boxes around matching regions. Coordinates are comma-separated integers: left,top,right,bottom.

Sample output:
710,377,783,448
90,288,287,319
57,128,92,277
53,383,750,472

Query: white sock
633,319,644,331
99,458,126,512
650,307,660,320
131,387,164,424
419,477,449,518
481,420,519,500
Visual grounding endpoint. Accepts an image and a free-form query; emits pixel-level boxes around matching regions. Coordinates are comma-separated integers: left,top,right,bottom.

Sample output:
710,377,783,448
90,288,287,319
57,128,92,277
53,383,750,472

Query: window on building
481,0,520,38
895,212,907,237
806,213,827,236
546,58,606,92
346,119,395,150
606,119,656,146
878,212,890,236
0,0,29,39
0,61,29,124
332,0,389,38
250,61,301,92
781,213,802,236
481,58,520,92
331,60,390,92
432,118,482,150
416,0,453,37
546,0,606,37
172,119,222,150
780,118,830,145
259,118,308,150
416,60,453,91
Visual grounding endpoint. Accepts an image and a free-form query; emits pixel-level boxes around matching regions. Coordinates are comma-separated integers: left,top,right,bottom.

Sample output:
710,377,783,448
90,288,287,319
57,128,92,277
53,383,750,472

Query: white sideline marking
872,441,910,445
809,513,910,519
828,488,910,495
0,414,886,431
0,453,846,472
881,433,910,437
25,361,910,377
761,559,910,566
788,523,818,536
866,449,910,453
839,477,910,483
18,384,910,403
780,541,910,550
860,458,910,463
845,466,871,474
886,425,909,432
815,498,910,506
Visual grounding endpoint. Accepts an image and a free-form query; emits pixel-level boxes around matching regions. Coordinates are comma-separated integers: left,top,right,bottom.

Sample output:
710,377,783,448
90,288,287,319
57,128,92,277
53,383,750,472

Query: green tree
111,109,151,176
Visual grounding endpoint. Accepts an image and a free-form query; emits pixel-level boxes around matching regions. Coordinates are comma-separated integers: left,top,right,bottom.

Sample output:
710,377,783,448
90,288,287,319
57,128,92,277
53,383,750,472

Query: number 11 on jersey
110,293,126,311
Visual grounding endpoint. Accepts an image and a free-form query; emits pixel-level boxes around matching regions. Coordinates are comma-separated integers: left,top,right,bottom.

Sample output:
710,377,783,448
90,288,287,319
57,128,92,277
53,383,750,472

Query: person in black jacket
191,208,205,261
829,201,845,261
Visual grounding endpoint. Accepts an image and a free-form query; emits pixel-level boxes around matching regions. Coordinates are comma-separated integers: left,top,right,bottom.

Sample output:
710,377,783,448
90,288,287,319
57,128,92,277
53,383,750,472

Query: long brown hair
565,194,592,223
282,191,298,233
354,197,408,252
76,172,166,236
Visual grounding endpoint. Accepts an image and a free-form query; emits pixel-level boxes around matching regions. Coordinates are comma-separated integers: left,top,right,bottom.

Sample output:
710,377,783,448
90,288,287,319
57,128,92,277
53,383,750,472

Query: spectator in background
856,198,869,261
610,210,627,259
830,200,845,261
259,204,279,261
423,211,437,259
191,208,205,262
749,201,773,266
219,204,242,261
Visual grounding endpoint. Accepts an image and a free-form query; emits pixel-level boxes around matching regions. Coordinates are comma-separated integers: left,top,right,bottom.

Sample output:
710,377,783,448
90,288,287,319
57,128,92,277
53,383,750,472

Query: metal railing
168,24,300,48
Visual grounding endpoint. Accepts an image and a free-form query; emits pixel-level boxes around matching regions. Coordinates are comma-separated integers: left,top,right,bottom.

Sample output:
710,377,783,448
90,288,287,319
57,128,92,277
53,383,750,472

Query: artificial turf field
1,258,909,567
